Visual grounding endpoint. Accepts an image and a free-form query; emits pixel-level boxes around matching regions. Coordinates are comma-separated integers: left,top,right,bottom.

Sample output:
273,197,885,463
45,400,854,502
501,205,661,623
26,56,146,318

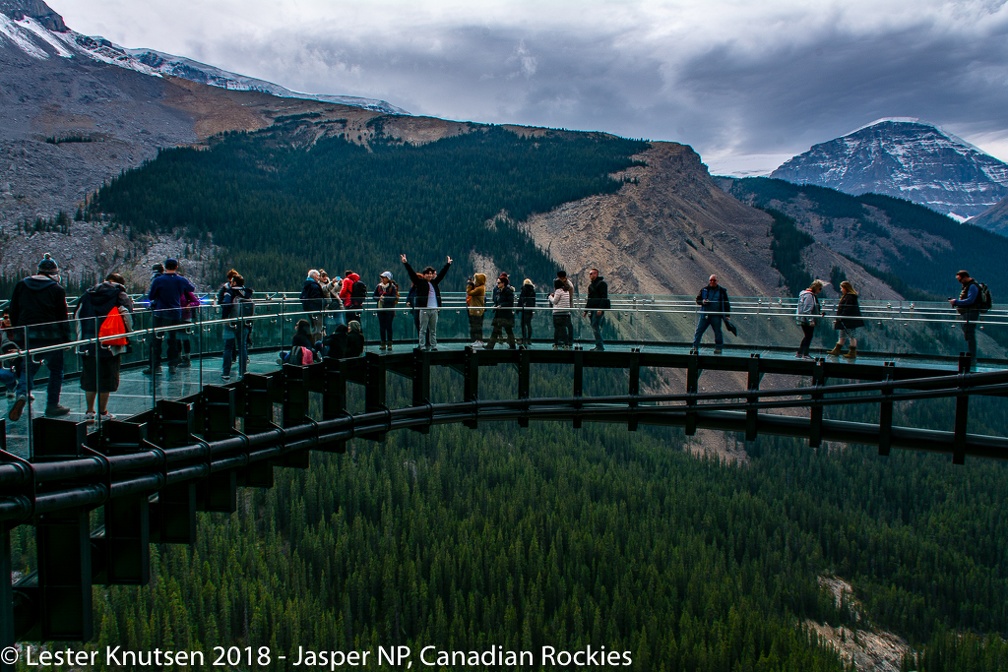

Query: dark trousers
962,320,977,366
521,311,533,343
377,311,395,345
553,314,573,347
151,314,181,367
797,324,815,356
468,312,484,341
15,350,64,406
487,318,516,349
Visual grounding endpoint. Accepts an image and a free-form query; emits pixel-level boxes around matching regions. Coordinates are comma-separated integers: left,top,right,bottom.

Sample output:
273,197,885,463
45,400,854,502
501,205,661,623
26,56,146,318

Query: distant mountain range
0,0,404,114
770,118,1008,222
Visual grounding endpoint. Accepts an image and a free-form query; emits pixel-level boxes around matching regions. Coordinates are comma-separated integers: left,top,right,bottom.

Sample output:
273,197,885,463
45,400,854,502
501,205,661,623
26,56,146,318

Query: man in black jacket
583,268,609,351
401,253,452,351
8,253,71,420
692,274,731,354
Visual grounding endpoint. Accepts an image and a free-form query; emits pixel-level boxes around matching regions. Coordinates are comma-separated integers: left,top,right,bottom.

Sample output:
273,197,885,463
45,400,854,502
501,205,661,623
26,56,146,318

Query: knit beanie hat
37,253,59,275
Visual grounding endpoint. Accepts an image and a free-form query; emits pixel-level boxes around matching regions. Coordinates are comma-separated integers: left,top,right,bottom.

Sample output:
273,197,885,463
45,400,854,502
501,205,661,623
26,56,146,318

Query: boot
843,345,857,360
827,343,844,356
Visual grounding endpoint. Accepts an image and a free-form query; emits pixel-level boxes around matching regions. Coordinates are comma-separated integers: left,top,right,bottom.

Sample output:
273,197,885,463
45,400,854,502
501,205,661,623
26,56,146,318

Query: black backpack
350,280,367,308
976,281,993,313
229,288,255,318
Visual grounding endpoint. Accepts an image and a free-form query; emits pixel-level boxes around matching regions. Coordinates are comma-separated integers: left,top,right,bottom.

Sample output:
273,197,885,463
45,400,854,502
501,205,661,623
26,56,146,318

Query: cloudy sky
47,0,1008,174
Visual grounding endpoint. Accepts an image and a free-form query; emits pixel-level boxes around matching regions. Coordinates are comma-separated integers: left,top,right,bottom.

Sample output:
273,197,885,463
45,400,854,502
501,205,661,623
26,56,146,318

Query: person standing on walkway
466,273,487,347
221,273,253,381
146,258,195,376
583,268,609,351
795,279,825,359
7,253,72,420
486,273,517,350
692,274,731,354
518,278,537,346
401,253,452,351
949,269,982,366
549,278,573,349
76,272,133,423
828,280,864,359
373,271,399,351
300,269,325,342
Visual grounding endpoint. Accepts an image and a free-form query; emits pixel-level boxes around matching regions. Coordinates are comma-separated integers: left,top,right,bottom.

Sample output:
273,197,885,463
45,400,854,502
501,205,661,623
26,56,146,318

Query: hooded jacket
75,280,134,357
9,274,71,347
467,273,487,316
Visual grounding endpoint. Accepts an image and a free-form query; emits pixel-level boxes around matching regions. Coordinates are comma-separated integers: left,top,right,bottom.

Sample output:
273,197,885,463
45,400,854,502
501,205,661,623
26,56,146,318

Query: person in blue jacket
949,269,981,367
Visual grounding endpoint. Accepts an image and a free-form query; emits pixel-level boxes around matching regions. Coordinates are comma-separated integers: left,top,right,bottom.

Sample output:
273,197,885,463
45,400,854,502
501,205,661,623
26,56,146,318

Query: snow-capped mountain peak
770,119,1008,221
0,0,407,115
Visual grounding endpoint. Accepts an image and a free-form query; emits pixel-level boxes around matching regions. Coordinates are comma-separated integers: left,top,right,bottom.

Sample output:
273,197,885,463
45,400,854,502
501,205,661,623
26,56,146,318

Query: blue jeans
16,350,64,405
0,366,16,392
590,311,605,349
692,314,723,349
222,324,248,377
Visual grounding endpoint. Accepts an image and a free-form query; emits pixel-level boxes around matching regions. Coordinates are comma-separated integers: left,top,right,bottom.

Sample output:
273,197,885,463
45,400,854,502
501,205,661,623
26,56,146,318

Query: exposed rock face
969,195,1008,235
771,119,1008,221
521,142,781,297
0,0,66,30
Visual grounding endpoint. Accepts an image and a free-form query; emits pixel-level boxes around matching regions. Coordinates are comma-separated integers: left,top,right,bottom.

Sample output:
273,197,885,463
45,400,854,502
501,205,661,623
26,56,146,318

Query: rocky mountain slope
969,195,1008,235
770,118,1008,222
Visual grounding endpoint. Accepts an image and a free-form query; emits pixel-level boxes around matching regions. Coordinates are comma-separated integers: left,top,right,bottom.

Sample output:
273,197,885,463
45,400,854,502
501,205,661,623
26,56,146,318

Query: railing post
150,400,197,544
954,354,970,464
879,362,895,457
92,421,152,586
809,359,826,448
518,348,531,428
746,354,761,441
361,353,388,442
686,353,699,436
572,349,584,429
411,348,431,434
32,417,93,641
627,350,640,432
463,347,480,429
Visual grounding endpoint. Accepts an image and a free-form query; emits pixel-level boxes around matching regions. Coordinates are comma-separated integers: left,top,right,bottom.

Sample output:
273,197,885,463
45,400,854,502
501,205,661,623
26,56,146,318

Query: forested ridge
9,368,1008,670
85,124,648,287
729,177,1008,301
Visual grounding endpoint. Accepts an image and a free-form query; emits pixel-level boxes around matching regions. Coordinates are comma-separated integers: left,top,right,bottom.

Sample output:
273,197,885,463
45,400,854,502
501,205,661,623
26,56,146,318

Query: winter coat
796,289,820,326
300,277,325,312
549,287,571,316
586,276,610,310
696,285,731,316
374,281,399,309
148,272,196,321
518,284,537,312
75,280,134,358
835,293,865,330
467,274,487,316
493,283,516,324
8,275,71,347
403,261,452,308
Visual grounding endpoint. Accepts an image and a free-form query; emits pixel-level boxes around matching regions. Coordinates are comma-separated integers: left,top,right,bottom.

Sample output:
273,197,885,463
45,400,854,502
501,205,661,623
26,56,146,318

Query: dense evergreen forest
729,177,1008,301
84,124,648,287
8,368,1007,671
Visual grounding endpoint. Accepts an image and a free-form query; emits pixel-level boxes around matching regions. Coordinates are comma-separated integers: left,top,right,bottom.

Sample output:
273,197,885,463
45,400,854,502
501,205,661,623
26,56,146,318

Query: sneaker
168,365,178,374
141,367,153,375
85,411,96,424
221,375,231,382
8,394,27,422
45,404,71,417
713,348,723,355
177,359,191,368
100,411,116,421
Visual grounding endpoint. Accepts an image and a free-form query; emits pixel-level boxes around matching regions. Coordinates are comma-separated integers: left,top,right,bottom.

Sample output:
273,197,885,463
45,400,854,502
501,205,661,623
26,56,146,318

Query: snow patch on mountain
0,6,407,115
771,119,1008,221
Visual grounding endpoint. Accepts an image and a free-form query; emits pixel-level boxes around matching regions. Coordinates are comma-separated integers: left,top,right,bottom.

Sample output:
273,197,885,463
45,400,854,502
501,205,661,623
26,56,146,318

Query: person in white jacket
549,279,573,349
795,279,825,359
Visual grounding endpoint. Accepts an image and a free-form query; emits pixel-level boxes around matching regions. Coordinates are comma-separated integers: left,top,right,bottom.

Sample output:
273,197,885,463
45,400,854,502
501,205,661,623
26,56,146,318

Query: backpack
976,281,993,313
288,345,312,366
98,306,129,347
350,280,367,308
